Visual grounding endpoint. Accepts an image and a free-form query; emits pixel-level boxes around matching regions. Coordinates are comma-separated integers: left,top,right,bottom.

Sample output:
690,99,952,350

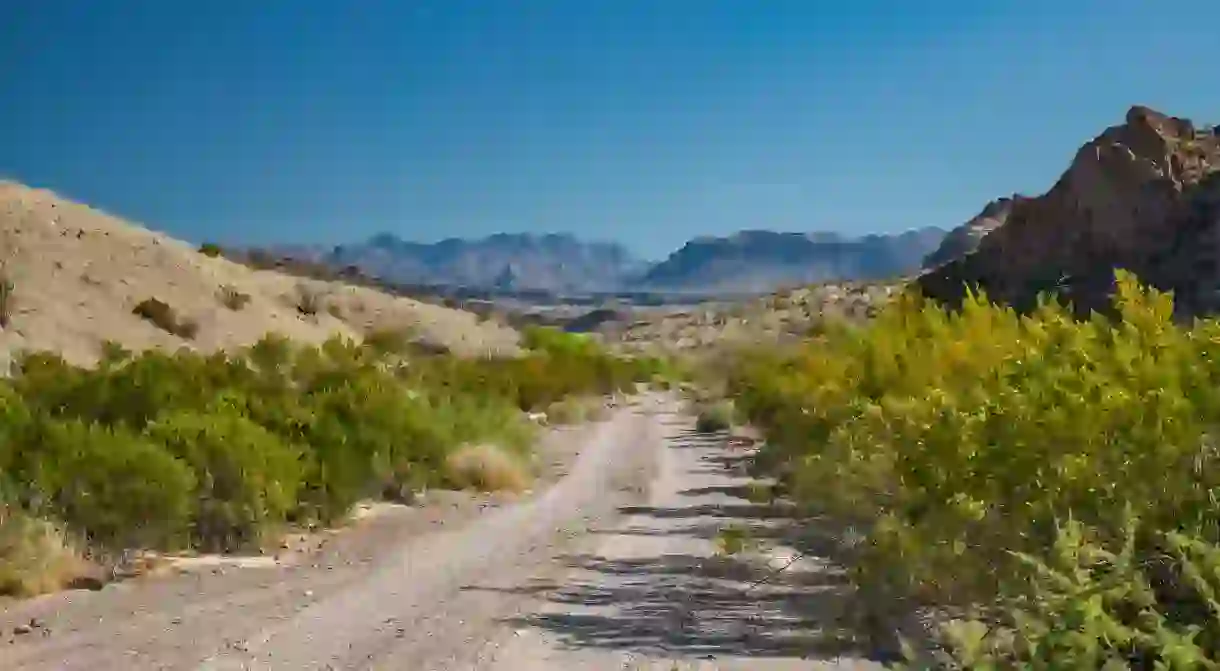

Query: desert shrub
406,326,663,413
132,297,198,339
15,349,230,428
0,323,664,576
546,396,591,424
729,271,1220,666
443,444,529,492
98,339,132,366
0,269,13,328
289,361,455,520
198,242,223,258
14,418,197,550
694,401,733,433
293,284,323,316
362,326,414,357
144,409,303,551
0,505,88,597
0,385,34,481
218,284,251,310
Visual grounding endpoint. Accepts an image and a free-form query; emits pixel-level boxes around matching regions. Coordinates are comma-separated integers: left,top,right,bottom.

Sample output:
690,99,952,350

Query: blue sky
3,1,1218,259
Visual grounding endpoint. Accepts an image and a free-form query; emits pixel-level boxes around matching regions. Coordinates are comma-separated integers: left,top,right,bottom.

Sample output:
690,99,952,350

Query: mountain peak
917,105,1220,314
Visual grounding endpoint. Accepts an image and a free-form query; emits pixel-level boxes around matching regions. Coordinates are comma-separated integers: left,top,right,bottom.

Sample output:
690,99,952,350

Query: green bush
17,418,196,551
0,269,14,328
694,401,733,433
198,242,223,258
729,271,1220,667
0,324,669,588
144,409,303,551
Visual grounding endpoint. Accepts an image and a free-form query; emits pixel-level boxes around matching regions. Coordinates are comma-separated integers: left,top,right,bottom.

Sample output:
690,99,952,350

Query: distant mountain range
248,227,949,294
324,233,648,293
640,228,948,292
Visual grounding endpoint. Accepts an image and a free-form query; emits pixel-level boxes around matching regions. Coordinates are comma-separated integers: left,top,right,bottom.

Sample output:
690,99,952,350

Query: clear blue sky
3,1,1218,259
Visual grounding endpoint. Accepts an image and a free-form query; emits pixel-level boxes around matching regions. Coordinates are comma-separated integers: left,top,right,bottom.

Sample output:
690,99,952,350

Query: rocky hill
917,106,1220,316
0,181,520,367
922,196,1025,269
639,228,946,291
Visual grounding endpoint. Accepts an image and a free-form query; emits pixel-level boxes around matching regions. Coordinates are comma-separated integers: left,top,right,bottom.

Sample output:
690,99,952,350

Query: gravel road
0,394,885,670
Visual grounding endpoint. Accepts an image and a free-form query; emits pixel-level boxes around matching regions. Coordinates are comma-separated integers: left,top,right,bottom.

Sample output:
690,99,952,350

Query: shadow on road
462,425,895,664
495,551,872,660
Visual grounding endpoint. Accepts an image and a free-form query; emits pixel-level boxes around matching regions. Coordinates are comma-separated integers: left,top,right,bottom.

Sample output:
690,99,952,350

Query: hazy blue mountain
638,227,947,292
257,227,948,294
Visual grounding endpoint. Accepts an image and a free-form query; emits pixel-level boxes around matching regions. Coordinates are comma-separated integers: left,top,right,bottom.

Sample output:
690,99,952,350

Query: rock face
922,196,1026,269
917,106,1220,316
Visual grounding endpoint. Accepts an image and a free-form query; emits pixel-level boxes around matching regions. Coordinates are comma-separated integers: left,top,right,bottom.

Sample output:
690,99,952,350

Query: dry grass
545,397,592,424
0,268,12,328
0,180,520,365
544,396,614,424
217,284,251,311
443,444,530,492
0,507,92,597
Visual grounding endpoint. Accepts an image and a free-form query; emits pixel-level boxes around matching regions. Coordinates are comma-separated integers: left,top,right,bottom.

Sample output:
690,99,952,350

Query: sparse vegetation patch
217,284,252,311
0,269,13,328
132,297,199,339
198,242,223,258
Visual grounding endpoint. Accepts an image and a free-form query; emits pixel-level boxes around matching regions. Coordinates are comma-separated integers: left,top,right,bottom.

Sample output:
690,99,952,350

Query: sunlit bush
0,324,668,589
729,271,1220,666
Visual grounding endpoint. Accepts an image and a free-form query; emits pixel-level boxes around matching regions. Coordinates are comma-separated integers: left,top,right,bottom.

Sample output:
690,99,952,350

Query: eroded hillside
0,181,519,368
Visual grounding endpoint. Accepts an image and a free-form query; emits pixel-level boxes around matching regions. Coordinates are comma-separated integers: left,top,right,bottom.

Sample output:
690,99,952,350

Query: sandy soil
0,180,519,368
0,396,887,670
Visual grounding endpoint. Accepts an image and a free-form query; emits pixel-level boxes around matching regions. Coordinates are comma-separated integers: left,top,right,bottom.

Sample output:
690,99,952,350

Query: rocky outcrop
922,196,1026,269
917,106,1220,316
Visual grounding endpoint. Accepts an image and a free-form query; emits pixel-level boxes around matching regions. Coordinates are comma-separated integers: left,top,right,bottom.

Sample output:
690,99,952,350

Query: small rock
13,625,31,636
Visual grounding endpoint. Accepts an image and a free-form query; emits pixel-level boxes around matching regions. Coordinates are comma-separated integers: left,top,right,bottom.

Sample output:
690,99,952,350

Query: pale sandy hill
0,181,520,367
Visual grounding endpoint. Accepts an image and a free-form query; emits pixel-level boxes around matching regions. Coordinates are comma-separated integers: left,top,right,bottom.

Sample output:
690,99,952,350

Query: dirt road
1,395,884,670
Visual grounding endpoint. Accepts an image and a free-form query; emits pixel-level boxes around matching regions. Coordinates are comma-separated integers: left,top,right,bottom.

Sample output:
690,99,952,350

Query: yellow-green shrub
0,505,88,597
0,324,664,574
144,409,303,552
18,418,197,551
729,271,1220,666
